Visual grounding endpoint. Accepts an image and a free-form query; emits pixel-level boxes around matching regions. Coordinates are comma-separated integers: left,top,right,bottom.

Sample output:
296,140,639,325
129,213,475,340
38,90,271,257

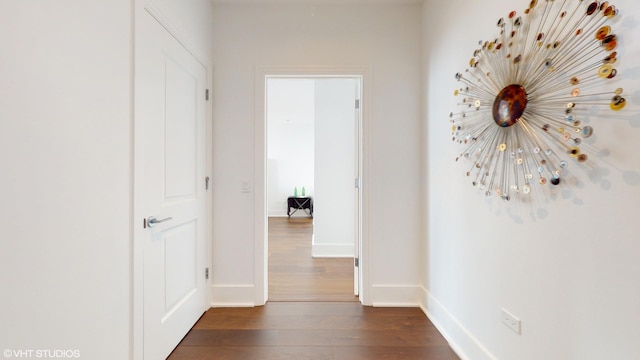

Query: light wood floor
169,217,460,360
268,217,356,302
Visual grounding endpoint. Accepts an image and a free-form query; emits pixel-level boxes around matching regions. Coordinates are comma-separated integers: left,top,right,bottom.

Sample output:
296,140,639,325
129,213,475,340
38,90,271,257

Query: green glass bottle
294,186,298,197
301,187,306,196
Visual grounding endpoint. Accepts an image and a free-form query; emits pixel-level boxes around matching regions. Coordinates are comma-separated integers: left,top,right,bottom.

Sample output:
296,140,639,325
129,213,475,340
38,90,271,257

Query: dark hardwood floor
169,217,460,360
169,302,460,359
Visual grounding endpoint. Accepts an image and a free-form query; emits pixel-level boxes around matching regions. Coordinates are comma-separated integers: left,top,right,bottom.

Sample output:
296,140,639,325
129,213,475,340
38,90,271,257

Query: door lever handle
146,216,173,228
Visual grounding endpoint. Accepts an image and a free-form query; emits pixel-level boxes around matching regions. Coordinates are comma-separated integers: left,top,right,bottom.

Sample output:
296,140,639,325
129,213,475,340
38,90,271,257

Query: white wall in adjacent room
313,78,357,258
267,79,315,217
421,1,640,359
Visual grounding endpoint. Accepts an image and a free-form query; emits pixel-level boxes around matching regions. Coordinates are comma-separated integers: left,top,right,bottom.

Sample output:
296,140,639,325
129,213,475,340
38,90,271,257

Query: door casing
254,67,371,305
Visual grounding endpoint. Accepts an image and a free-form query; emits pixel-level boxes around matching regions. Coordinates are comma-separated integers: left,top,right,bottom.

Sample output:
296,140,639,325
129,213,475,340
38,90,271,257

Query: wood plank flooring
268,217,356,302
169,302,460,359
169,217,460,359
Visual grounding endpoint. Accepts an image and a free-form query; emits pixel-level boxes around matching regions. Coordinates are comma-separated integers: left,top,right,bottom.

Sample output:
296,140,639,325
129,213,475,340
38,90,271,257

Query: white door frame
132,2,213,359
254,66,371,305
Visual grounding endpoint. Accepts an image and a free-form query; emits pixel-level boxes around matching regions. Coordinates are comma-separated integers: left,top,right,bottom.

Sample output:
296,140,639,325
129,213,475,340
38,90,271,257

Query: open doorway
266,76,362,301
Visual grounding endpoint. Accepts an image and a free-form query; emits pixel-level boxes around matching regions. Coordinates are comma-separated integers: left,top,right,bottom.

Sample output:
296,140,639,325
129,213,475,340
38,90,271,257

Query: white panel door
135,10,207,360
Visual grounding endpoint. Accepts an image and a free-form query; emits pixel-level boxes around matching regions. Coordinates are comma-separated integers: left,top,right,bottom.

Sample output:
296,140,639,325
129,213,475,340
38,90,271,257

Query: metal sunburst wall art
450,0,626,201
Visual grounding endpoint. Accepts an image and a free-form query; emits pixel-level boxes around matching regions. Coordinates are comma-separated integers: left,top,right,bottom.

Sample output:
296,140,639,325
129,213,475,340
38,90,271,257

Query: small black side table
287,196,313,217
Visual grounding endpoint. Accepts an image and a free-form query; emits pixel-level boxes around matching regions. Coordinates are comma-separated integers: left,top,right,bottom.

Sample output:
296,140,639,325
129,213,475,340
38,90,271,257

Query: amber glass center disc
492,84,527,127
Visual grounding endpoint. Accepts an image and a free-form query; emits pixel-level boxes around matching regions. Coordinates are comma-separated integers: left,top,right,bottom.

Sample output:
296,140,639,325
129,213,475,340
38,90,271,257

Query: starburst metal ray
450,0,627,201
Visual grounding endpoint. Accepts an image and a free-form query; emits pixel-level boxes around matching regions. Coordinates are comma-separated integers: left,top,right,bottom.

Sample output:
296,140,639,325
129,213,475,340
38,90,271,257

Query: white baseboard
268,211,312,218
210,284,256,307
268,212,288,217
419,287,496,360
311,242,354,258
368,284,422,307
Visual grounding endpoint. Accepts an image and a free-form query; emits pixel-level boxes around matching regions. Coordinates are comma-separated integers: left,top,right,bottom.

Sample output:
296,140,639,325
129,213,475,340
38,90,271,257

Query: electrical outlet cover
501,308,521,335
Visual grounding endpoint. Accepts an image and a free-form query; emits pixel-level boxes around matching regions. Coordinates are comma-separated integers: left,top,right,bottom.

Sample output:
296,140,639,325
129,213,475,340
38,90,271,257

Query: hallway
169,301,460,359
169,218,459,359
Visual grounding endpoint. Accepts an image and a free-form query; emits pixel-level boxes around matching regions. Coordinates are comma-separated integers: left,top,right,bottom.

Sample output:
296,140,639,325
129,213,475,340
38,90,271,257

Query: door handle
146,216,173,228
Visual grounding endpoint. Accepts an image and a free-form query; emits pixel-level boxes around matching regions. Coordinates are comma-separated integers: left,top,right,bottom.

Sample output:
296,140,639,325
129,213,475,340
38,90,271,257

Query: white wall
0,1,131,358
313,78,357,258
0,1,214,359
211,3,423,305
422,1,640,359
267,79,315,217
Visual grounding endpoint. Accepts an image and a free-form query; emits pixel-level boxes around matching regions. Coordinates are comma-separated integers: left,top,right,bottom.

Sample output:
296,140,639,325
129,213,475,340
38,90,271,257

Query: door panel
163,221,198,316
135,9,207,360
165,58,198,199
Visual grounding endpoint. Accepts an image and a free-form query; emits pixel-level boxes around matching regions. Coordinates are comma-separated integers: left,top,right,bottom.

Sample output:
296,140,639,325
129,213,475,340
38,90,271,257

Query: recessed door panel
164,58,198,200
163,221,197,318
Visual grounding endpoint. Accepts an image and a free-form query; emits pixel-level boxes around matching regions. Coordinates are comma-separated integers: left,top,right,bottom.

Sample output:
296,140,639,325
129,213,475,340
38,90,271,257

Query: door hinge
205,267,209,279
354,177,360,189
354,258,359,267
205,176,210,190
355,99,360,109
205,89,210,101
